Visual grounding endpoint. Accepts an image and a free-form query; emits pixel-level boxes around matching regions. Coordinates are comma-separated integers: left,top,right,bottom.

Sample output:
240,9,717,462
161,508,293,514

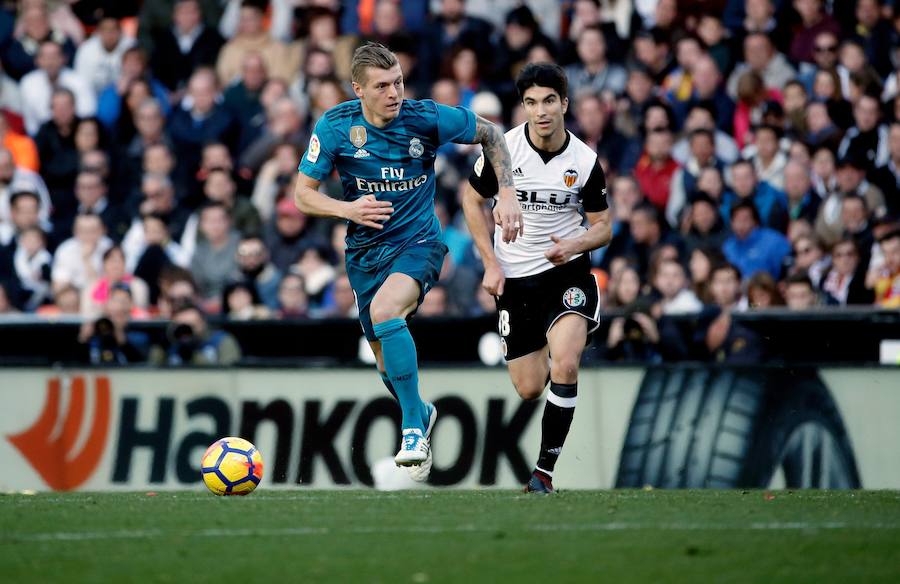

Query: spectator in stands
0,113,38,172
614,66,654,143
150,302,242,365
234,235,281,310
872,228,900,307
291,240,336,309
868,122,900,218
73,16,135,95
119,100,171,199
224,52,268,154
633,128,679,215
723,200,791,280
79,282,150,364
276,272,309,319
312,272,357,319
97,47,170,136
35,282,79,317
810,145,838,198
21,41,95,136
850,0,894,78
222,279,270,320
727,32,796,100
819,238,874,305
620,202,682,281
215,0,300,87
672,102,740,167
667,128,723,227
8,225,51,310
240,97,307,176
149,0,224,93
681,190,729,255
0,185,49,247
264,196,314,273
251,143,299,222
3,3,77,81
840,93,888,170
198,168,261,238
748,124,788,192
190,202,240,308
424,0,494,79
841,195,875,254
632,27,674,85
0,167,51,246
790,234,829,285
124,174,191,249
723,159,788,232
82,245,150,319
35,88,81,226
51,213,113,293
784,161,820,223
168,68,237,190
417,284,449,317
783,272,820,309
652,259,702,315
815,155,886,247
746,271,784,308
74,170,129,243
564,24,625,100
701,261,764,361
790,0,841,65
573,91,626,174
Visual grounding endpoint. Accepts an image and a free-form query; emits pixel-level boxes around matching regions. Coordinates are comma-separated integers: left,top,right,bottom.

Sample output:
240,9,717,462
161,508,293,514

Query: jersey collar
524,123,570,164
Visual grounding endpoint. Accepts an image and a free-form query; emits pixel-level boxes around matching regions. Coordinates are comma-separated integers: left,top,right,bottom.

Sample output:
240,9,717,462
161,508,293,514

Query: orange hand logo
7,376,111,490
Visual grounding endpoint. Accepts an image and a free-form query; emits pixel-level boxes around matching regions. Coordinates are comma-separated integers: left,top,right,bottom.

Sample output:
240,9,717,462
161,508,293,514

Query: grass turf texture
2,490,899,583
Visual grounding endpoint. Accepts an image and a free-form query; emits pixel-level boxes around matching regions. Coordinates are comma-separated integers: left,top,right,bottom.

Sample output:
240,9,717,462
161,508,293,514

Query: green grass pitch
2,490,899,583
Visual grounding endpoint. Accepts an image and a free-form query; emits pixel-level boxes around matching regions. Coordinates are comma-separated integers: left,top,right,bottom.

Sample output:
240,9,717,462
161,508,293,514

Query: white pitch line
5,522,900,543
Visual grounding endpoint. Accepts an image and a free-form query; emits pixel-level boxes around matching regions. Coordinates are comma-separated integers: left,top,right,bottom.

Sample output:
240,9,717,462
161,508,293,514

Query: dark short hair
9,189,40,207
784,272,814,289
689,127,715,143
730,199,761,224
711,261,741,281
516,62,568,102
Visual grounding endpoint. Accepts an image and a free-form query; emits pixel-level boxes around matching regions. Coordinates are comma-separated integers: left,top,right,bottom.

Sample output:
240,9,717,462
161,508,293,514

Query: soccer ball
201,437,264,496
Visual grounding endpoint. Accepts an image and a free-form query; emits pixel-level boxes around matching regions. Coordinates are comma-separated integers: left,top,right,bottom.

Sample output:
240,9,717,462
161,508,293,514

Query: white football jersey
470,123,608,278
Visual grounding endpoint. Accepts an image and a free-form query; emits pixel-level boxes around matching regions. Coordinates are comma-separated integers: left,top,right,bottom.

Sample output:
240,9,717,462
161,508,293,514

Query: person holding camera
149,303,242,366
79,282,150,365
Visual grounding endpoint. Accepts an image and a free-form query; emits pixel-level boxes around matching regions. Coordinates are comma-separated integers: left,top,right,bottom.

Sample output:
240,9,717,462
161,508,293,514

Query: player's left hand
544,235,579,266
494,188,524,244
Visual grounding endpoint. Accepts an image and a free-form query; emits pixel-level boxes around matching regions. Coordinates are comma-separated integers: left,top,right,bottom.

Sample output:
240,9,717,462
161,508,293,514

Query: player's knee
369,302,400,325
551,354,580,383
513,380,545,401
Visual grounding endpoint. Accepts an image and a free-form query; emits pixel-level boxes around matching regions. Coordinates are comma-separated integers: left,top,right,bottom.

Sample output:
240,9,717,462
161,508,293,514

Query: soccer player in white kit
462,63,612,493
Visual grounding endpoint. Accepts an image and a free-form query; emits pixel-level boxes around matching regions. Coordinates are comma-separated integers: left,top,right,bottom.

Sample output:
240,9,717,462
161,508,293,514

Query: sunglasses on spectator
814,45,838,53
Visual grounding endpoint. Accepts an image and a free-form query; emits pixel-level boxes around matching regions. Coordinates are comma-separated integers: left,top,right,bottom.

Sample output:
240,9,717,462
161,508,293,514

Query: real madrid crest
350,126,367,148
563,168,578,188
409,137,424,158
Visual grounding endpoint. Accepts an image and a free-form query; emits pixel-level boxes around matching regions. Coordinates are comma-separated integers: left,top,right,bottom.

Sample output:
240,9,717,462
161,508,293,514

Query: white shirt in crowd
74,33,136,94
51,235,112,291
20,68,97,135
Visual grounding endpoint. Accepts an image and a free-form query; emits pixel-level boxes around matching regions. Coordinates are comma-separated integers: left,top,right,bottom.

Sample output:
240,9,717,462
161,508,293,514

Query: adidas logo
513,167,524,177
546,447,562,455
354,148,370,158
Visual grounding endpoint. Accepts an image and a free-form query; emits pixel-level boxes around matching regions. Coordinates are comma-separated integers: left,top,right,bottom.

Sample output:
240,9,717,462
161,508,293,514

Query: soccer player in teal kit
294,43,522,481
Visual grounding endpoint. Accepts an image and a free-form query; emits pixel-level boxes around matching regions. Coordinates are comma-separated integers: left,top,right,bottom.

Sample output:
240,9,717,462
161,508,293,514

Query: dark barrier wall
0,308,898,366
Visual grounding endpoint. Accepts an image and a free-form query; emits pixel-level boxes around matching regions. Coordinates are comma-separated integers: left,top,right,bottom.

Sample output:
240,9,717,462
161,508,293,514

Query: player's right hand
482,263,505,296
494,187,524,244
346,194,393,229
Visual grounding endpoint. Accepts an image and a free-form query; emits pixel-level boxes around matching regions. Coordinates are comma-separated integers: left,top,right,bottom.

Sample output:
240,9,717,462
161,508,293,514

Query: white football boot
406,403,437,482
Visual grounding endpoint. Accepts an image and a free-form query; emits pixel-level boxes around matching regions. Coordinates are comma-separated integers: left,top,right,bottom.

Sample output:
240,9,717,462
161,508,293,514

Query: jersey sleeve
434,102,477,144
297,117,338,180
467,153,499,199
581,158,609,213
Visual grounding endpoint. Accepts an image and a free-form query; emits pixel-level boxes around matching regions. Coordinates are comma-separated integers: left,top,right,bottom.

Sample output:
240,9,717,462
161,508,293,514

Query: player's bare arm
294,172,394,230
462,183,505,296
470,115,523,244
544,209,612,266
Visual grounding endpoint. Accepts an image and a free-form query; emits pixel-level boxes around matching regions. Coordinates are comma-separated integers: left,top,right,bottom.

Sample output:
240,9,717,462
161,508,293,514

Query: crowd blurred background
0,0,898,364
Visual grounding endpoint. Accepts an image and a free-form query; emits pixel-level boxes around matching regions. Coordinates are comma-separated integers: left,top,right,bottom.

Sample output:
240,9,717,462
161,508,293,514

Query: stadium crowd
0,0,898,364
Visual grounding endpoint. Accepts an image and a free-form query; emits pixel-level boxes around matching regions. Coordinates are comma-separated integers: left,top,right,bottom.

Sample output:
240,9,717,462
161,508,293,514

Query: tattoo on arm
474,116,514,189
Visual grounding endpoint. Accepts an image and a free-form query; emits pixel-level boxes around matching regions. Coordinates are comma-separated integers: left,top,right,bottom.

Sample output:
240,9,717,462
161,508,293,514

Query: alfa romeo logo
563,287,586,308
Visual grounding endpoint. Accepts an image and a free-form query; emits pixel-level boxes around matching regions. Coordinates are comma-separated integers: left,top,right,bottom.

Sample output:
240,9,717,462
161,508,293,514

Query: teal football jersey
299,98,476,260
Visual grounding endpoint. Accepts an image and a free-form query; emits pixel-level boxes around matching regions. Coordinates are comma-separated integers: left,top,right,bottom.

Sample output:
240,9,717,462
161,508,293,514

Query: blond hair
351,42,398,85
